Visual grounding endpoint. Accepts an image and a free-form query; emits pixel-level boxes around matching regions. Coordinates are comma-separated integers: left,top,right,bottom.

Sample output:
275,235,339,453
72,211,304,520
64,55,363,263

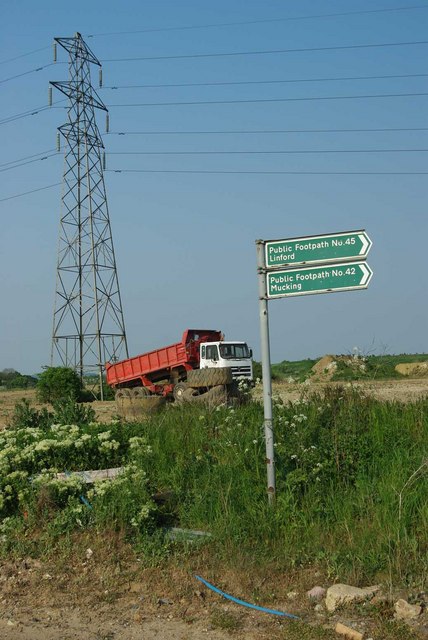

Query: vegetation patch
0,368,37,390
0,389,427,595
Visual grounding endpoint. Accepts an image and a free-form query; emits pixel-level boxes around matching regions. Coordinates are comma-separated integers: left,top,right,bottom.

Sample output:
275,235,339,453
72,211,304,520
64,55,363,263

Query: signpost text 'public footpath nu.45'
265,230,372,269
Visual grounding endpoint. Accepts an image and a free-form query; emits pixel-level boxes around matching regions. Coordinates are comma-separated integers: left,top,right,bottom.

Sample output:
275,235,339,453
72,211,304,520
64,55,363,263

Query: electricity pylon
50,33,128,399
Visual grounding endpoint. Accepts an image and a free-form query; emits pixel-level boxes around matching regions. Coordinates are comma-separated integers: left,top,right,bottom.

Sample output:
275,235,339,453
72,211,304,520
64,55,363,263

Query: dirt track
1,379,428,429
268,378,428,405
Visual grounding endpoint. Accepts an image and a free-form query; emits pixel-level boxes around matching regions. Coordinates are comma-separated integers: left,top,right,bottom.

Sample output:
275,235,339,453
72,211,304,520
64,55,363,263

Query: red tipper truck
106,328,253,402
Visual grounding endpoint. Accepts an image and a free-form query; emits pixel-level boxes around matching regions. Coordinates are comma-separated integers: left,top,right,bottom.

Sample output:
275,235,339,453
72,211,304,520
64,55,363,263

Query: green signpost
267,261,373,299
265,230,372,268
256,229,373,504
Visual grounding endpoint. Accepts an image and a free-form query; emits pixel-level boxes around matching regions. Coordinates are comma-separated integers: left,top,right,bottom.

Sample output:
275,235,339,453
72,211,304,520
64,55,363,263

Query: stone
287,591,298,600
325,584,381,612
307,586,326,601
335,622,363,640
394,599,422,620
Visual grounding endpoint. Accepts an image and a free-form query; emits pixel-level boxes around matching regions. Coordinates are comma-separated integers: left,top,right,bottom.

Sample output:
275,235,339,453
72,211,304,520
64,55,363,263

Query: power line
103,39,428,63
0,101,65,126
106,127,428,136
0,62,56,85
1,5,425,74
101,72,428,90
106,168,428,175
107,91,428,108
0,152,58,173
87,4,428,37
0,149,57,168
106,149,428,156
0,45,51,65
0,182,61,203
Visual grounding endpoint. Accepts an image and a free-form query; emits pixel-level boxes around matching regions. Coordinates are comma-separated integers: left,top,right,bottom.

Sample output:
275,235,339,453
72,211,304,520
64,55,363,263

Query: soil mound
312,355,337,380
395,362,428,377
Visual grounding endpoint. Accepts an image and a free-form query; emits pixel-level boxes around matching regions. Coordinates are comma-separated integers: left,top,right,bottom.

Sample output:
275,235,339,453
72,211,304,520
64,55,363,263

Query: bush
0,369,37,389
9,399,53,430
36,367,83,403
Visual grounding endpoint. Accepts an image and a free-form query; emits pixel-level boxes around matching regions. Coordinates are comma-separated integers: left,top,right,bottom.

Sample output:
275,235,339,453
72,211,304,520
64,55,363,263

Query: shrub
9,399,53,430
36,367,83,403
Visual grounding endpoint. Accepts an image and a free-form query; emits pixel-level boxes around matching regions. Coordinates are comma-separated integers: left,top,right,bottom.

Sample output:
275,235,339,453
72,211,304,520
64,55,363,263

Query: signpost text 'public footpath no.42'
256,230,373,503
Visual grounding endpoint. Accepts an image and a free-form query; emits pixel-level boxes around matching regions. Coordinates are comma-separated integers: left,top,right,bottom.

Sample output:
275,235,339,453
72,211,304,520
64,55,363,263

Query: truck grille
230,366,252,379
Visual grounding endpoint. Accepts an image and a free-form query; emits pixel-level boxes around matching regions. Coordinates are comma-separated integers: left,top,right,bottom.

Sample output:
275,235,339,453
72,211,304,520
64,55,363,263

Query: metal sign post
256,240,276,504
255,229,372,504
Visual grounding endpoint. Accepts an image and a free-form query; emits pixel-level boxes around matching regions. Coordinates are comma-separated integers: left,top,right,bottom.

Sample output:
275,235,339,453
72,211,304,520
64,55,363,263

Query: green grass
332,353,428,381
268,353,428,382
0,389,427,591
271,358,317,382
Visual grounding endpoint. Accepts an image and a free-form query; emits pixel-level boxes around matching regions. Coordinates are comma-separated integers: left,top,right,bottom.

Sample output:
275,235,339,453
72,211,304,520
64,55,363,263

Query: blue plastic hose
64,470,93,509
195,575,300,620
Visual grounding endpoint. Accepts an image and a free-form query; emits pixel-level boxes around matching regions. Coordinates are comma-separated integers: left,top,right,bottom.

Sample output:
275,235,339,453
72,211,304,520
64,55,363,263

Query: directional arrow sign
265,230,372,268
267,261,373,299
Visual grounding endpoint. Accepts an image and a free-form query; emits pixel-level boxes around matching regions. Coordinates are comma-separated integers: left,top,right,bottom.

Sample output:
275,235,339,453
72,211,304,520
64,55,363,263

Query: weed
210,607,243,630
279,621,336,639
1,388,427,590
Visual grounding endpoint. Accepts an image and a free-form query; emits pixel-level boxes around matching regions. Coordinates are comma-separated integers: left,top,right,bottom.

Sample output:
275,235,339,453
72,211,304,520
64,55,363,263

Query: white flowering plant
0,404,155,533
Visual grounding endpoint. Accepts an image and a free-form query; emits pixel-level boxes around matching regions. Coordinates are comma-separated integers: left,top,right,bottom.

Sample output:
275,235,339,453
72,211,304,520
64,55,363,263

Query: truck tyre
185,385,227,406
131,387,150,398
183,387,199,401
173,382,188,402
187,367,232,388
115,388,131,400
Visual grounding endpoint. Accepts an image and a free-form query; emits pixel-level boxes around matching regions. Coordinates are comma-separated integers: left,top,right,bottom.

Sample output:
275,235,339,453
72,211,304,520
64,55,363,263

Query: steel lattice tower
50,33,128,398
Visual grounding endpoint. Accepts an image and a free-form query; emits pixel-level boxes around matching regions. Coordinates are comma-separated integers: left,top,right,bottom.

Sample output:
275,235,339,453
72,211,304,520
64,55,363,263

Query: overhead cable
0,183,61,203
0,152,59,173
0,149,57,168
101,72,428,90
87,4,428,37
0,62,56,85
106,127,428,135
106,149,428,155
0,101,66,126
103,40,428,63
0,45,51,65
107,91,428,108
106,169,428,175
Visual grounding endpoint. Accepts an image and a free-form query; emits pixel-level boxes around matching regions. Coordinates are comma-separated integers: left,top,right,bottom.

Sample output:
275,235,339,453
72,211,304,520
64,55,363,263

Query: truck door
205,344,220,368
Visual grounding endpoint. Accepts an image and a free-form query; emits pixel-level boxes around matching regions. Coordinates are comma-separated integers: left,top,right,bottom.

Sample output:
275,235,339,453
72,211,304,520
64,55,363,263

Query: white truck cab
200,341,253,381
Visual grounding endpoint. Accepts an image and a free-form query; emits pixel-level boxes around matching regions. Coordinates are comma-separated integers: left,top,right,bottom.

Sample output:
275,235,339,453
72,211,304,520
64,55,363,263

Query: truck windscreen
219,344,250,359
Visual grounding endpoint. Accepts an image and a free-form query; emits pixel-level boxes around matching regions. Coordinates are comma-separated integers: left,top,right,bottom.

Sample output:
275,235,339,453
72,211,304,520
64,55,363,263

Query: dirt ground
1,382,427,638
0,554,281,640
268,377,428,405
1,377,428,429
1,549,426,640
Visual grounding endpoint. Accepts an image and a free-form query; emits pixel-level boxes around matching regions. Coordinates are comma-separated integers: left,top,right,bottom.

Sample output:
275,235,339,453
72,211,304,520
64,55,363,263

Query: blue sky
1,1,427,374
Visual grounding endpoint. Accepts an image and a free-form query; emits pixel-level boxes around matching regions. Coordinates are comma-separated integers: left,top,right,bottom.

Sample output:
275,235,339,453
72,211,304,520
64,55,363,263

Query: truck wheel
187,367,232,387
186,385,226,406
183,387,199,401
115,388,131,400
131,387,150,398
173,382,188,402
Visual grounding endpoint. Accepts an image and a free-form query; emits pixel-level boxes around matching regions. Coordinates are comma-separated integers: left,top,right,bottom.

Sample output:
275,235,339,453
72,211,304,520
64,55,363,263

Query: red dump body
105,329,222,394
